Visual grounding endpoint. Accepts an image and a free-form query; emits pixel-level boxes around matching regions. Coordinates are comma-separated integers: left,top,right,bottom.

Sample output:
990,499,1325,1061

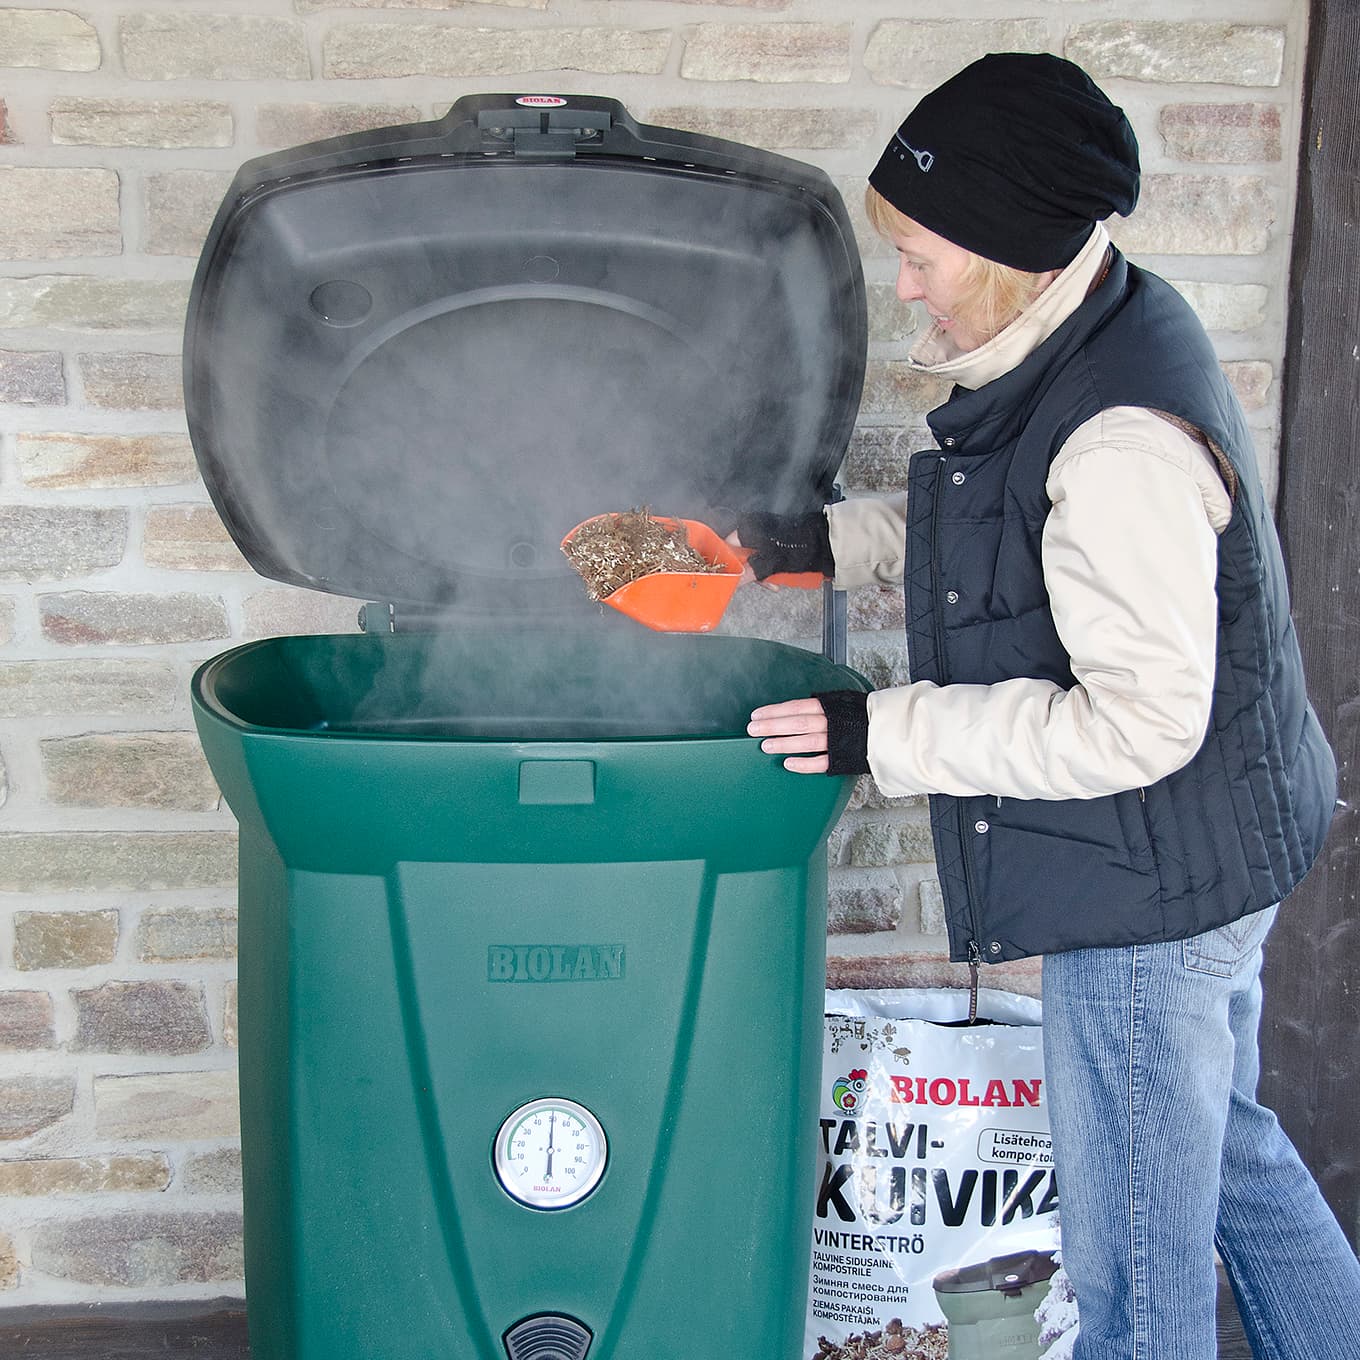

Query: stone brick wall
0,0,1306,1308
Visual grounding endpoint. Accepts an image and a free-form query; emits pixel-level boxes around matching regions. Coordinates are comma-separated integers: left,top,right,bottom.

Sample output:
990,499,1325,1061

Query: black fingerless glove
815,690,871,777
737,511,834,580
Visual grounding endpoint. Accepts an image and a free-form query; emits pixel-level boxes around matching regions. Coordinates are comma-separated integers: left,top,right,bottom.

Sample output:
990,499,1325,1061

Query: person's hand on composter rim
748,691,870,776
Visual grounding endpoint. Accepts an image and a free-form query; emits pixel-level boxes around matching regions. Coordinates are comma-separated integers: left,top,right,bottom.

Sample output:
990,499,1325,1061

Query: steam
250,625,851,742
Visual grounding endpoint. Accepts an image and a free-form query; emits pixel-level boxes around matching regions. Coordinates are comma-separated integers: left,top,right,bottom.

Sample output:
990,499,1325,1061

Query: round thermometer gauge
493,1097,608,1210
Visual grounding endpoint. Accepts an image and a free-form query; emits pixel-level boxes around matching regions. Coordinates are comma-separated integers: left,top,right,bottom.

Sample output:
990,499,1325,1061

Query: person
734,52,1360,1360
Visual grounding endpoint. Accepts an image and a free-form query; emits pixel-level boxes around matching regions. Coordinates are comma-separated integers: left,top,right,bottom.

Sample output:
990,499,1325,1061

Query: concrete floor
0,1286,1254,1359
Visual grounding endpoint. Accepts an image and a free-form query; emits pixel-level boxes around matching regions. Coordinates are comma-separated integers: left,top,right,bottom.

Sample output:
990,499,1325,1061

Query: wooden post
1264,0,1360,1247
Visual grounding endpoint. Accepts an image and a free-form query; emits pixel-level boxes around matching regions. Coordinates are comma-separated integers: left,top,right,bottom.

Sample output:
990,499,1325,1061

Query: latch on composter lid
477,100,614,158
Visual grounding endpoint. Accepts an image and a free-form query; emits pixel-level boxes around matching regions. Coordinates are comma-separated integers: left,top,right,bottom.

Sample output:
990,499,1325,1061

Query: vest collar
910,223,1111,388
926,250,1130,453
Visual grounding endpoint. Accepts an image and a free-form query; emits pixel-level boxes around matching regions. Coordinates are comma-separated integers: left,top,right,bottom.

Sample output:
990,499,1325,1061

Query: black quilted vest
904,252,1337,962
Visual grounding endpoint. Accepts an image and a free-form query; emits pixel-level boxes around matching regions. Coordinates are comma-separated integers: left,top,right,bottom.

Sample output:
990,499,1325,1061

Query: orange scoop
561,514,822,633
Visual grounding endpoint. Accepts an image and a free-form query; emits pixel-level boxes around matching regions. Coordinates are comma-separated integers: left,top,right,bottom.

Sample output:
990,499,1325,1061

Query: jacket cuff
738,511,833,580
815,690,871,776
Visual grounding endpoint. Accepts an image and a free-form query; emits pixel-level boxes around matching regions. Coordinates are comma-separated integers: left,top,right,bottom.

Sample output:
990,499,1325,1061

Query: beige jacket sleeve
824,493,908,589
863,408,1232,800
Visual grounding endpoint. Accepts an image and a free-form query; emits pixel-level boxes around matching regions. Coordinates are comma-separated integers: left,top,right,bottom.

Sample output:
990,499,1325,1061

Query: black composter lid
933,1250,1059,1297
183,94,867,616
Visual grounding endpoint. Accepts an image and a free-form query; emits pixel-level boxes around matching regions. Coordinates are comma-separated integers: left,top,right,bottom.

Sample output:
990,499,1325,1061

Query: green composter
932,1250,1060,1359
184,95,868,1360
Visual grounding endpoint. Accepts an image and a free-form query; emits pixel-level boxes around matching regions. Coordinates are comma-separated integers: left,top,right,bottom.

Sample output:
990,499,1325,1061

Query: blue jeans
1042,906,1360,1359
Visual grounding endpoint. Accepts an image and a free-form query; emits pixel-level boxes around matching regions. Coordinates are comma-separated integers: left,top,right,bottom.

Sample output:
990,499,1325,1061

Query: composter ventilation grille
503,1313,592,1360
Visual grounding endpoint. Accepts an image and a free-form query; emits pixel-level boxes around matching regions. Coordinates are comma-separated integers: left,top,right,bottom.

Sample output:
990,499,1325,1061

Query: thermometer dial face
493,1097,608,1210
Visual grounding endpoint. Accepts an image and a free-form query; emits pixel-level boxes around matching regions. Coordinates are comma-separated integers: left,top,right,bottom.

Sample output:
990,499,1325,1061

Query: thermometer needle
545,1111,555,1180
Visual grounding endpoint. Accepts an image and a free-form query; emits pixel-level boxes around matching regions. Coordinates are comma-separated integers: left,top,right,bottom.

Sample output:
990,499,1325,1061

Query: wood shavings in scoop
563,509,722,601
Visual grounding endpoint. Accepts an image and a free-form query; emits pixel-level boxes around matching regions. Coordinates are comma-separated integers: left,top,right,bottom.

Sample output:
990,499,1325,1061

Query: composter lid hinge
357,602,396,634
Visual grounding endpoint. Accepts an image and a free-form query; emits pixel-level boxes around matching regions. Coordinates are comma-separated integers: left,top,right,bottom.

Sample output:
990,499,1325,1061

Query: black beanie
868,52,1140,272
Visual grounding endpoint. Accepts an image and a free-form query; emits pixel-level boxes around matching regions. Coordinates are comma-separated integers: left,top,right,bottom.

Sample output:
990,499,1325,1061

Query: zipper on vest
1138,785,1152,835
960,810,986,963
1137,786,1160,875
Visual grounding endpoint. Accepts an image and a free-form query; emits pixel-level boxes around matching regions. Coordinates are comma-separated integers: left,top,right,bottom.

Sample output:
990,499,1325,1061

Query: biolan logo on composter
516,96,568,108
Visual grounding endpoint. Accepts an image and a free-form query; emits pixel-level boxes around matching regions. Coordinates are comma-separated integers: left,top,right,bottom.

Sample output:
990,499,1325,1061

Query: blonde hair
865,186,1049,344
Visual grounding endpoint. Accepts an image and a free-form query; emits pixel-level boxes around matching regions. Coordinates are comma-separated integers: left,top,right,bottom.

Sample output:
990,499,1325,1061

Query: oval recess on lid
309,280,372,328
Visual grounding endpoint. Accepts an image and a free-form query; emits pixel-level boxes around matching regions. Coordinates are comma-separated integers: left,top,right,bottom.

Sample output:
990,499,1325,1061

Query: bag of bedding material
806,989,1060,1360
